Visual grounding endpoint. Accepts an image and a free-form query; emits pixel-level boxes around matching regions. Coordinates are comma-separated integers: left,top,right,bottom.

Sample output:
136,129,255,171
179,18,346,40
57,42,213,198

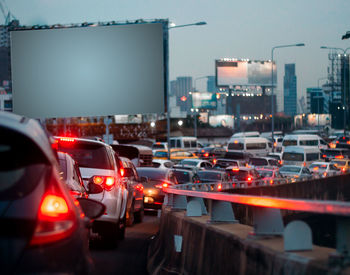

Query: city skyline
5,0,350,112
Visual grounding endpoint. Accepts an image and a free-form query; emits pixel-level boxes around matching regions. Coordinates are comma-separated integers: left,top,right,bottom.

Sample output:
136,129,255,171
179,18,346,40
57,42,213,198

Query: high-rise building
207,76,219,93
171,76,193,112
283,64,297,116
306,88,329,114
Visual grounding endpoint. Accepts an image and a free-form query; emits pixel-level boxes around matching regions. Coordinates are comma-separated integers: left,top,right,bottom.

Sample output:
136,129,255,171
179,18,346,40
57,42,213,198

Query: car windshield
258,170,273,177
309,164,327,170
250,158,268,166
279,166,301,173
179,160,198,166
173,170,191,183
282,153,304,161
197,171,222,181
137,169,167,181
58,141,113,169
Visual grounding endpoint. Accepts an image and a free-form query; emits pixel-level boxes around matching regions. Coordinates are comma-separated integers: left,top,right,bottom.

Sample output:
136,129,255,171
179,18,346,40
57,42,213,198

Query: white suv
55,137,128,244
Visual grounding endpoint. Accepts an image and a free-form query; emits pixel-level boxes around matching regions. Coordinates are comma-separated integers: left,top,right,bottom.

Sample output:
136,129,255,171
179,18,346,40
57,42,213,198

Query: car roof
55,136,109,147
1,111,57,165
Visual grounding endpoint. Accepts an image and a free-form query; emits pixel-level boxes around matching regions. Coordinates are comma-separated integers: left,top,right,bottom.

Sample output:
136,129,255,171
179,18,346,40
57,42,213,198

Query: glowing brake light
213,159,217,165
303,162,306,167
204,153,209,157
59,137,76,143
120,168,125,177
105,177,115,187
342,167,346,172
274,142,277,147
30,179,77,246
247,177,252,181
232,167,240,172
93,176,104,185
347,141,350,145
162,183,169,188
322,154,327,158
217,183,222,191
323,172,327,177
335,155,344,159
135,184,144,192
51,139,59,151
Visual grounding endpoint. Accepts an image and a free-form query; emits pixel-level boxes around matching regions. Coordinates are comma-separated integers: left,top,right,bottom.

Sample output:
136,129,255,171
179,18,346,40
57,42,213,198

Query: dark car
320,148,350,162
136,167,178,209
197,147,226,161
225,166,261,187
172,168,200,184
334,136,350,149
118,156,144,226
0,111,105,274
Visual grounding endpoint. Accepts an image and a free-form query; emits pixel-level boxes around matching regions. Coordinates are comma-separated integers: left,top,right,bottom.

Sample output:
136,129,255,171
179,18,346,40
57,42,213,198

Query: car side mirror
88,182,104,194
140,176,148,183
77,198,106,219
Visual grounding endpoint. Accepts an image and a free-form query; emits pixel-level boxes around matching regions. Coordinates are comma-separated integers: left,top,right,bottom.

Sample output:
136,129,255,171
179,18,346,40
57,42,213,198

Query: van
231,131,260,138
112,144,153,167
170,136,198,150
282,146,320,167
227,137,272,156
282,134,328,152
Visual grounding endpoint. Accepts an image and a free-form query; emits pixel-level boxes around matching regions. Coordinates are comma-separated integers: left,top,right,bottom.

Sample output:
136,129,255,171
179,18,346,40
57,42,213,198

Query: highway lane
90,212,160,275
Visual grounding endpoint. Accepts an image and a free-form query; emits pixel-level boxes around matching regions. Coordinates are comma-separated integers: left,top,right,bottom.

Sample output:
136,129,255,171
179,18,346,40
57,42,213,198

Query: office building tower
283,64,297,116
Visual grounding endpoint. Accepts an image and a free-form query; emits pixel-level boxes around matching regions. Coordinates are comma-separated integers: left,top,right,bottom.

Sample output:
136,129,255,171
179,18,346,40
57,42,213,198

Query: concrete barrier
147,207,343,275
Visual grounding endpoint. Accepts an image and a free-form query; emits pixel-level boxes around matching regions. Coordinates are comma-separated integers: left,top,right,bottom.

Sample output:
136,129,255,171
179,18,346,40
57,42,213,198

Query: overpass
147,174,350,274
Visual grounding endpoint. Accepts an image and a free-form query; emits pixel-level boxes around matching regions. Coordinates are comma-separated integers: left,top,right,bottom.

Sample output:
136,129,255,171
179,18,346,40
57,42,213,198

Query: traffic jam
1,110,350,273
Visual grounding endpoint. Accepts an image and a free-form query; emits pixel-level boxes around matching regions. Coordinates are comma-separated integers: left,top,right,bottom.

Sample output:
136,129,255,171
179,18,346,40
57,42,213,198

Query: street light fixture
320,46,350,135
166,21,207,159
271,43,305,150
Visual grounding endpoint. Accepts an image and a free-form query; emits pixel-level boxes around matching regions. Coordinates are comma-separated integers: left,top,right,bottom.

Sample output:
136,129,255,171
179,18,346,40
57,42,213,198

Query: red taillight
120,168,125,177
232,167,239,172
59,137,76,143
322,154,327,158
342,167,346,173
323,172,327,177
135,184,144,192
279,160,283,165
92,176,115,190
274,142,277,147
30,180,77,246
335,155,344,159
247,177,252,181
213,159,217,164
303,162,306,167
336,141,339,144
270,180,273,185
217,183,222,191
162,183,169,188
204,153,209,157
51,139,58,151
93,176,104,185
347,141,350,145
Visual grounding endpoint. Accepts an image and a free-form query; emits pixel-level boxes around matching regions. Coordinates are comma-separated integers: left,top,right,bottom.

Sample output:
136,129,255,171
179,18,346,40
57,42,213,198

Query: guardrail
163,182,350,264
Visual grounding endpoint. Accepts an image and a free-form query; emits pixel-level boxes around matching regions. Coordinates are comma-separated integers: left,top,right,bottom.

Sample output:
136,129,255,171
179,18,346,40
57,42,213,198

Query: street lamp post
320,46,350,135
271,43,305,151
166,21,207,159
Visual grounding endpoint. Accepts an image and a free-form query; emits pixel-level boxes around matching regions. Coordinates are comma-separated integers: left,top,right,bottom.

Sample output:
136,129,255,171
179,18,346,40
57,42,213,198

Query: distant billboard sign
216,59,277,87
192,92,217,110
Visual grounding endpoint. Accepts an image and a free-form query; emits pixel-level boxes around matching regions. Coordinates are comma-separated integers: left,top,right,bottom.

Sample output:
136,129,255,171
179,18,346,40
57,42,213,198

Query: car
320,148,350,162
212,158,246,169
267,152,283,163
57,151,88,198
117,157,144,226
255,167,284,185
152,159,175,169
333,136,350,149
330,159,350,173
278,165,313,182
225,166,262,187
197,170,231,184
197,147,226,161
153,149,198,162
309,161,342,178
249,157,281,168
151,142,168,153
55,136,128,243
172,168,200,184
177,158,213,169
0,111,105,274
136,167,178,209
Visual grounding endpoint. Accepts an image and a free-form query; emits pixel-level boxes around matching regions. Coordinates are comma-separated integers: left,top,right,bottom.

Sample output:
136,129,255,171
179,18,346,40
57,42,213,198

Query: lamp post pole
166,21,207,159
271,43,305,151
320,46,350,135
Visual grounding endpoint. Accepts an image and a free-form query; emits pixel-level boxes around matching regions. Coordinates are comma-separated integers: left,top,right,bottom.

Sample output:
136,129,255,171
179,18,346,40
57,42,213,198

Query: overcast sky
7,0,350,111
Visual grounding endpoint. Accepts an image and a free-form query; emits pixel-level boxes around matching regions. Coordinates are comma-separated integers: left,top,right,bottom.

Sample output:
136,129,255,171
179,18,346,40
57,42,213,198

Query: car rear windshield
215,160,238,168
152,144,165,149
282,152,304,161
137,169,167,181
279,166,301,173
309,164,327,169
173,170,191,183
250,158,268,166
58,141,113,169
0,127,49,200
180,160,198,166
198,171,222,181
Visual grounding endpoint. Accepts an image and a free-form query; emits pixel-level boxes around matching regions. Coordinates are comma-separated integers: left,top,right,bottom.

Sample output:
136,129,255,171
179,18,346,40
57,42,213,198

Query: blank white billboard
216,60,277,87
11,23,165,118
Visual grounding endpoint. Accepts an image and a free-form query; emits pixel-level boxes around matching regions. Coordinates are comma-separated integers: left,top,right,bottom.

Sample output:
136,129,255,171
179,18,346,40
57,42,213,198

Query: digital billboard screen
216,60,277,87
11,22,166,118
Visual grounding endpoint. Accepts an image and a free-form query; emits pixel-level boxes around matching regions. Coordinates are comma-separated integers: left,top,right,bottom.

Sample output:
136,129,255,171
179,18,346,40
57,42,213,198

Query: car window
152,162,161,168
58,141,113,169
164,162,174,168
